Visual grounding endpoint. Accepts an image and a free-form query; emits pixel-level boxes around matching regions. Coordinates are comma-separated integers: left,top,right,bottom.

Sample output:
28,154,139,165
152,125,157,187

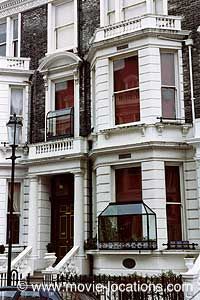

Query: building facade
0,0,199,277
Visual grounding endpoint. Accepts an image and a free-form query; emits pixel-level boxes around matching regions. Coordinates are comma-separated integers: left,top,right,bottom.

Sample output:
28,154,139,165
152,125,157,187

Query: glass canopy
98,202,157,250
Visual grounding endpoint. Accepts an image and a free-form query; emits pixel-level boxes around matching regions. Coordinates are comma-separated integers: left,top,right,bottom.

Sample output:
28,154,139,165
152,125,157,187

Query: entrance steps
27,271,44,284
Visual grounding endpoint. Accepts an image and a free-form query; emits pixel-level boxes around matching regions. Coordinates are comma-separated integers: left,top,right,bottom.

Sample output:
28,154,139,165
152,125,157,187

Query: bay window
0,21,6,56
7,182,21,245
113,56,140,125
10,87,23,116
98,166,157,250
165,166,182,242
55,1,74,50
161,52,177,119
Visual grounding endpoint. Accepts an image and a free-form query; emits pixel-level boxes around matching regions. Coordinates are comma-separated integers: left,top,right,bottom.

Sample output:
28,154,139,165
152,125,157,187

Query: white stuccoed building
0,0,199,282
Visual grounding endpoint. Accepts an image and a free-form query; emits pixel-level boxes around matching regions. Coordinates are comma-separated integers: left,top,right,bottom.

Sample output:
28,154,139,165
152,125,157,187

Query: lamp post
6,114,23,286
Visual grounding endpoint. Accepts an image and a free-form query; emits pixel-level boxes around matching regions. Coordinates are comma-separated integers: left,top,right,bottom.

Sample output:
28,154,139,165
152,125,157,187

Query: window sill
86,249,199,256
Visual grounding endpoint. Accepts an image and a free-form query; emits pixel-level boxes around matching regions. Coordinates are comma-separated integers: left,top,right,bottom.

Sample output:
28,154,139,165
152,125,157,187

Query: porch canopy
98,202,157,250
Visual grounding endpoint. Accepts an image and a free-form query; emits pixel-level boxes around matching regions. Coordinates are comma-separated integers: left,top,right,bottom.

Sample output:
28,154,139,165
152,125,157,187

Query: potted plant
184,255,195,270
0,245,7,271
44,243,57,271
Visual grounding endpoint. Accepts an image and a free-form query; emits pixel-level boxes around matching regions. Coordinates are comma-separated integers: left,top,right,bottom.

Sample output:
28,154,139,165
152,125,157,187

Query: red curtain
55,80,74,110
114,56,140,124
116,167,142,203
165,166,182,241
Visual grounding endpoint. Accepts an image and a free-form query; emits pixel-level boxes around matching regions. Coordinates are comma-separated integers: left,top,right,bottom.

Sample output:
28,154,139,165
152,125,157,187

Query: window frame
165,164,186,242
160,50,180,120
0,20,7,56
111,54,141,126
9,85,25,118
48,0,78,54
113,164,142,204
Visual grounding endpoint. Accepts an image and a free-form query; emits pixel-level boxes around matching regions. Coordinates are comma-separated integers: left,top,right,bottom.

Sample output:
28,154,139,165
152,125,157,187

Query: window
115,167,142,202
7,183,21,245
47,79,74,139
0,22,6,56
13,18,18,57
165,166,182,241
161,52,177,119
123,0,146,20
114,56,140,125
107,0,115,24
55,1,74,50
10,87,23,116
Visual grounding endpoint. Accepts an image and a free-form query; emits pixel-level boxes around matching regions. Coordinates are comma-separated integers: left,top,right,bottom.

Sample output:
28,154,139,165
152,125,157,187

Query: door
51,174,74,261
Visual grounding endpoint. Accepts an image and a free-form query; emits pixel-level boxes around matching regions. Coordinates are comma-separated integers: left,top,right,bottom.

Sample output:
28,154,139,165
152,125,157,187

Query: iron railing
163,241,198,250
46,108,74,141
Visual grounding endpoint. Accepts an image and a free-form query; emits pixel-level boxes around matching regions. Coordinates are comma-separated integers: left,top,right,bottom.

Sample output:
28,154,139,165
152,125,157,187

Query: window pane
13,18,18,40
114,56,139,91
55,1,74,27
165,166,181,203
55,80,74,110
161,53,175,86
124,2,146,20
0,44,6,56
7,215,20,244
115,89,140,124
13,40,18,57
56,24,74,49
162,87,176,119
167,204,182,241
116,167,142,202
0,22,6,44
10,88,23,115
108,0,115,11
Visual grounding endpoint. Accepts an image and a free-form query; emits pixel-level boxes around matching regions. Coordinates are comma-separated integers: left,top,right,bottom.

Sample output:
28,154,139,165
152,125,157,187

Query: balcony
28,137,87,161
0,56,30,71
93,14,182,43
98,202,157,250
46,108,74,141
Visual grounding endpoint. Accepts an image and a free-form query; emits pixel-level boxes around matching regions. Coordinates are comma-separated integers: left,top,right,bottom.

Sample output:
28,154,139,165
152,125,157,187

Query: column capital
73,169,85,176
28,175,38,182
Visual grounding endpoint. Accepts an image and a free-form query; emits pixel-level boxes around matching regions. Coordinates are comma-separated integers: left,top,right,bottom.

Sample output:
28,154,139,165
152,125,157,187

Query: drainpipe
185,39,196,135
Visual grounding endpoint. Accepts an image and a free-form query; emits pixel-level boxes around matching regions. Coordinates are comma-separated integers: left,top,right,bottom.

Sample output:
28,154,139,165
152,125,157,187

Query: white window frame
100,0,168,26
6,180,23,246
160,50,180,120
165,163,186,241
111,53,141,127
0,14,21,57
0,19,7,56
47,0,78,54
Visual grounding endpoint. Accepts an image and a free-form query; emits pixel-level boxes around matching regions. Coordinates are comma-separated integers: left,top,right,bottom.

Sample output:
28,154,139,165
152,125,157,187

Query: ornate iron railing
163,241,198,250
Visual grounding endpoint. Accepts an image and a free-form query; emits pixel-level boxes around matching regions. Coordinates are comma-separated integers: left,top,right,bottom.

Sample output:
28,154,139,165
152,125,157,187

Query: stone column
74,171,88,274
28,176,38,272
146,0,153,13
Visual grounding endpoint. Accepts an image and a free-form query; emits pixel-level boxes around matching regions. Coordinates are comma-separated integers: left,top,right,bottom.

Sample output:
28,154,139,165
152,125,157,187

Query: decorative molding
0,0,48,19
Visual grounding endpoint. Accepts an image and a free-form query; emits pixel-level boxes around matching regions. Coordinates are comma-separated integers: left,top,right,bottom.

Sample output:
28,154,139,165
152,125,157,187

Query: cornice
0,0,48,18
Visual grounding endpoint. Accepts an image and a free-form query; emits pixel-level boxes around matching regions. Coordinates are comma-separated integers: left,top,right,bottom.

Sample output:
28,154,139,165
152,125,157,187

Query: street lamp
6,114,23,286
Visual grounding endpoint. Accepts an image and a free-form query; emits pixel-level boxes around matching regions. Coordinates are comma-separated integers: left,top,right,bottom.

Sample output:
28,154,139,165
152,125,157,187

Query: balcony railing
46,108,74,141
0,56,30,70
94,14,182,42
163,241,198,250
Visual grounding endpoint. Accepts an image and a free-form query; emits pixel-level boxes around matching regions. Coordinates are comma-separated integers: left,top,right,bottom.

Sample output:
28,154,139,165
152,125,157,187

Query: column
28,176,38,271
74,171,89,274
146,0,154,13
163,0,168,15
74,171,84,254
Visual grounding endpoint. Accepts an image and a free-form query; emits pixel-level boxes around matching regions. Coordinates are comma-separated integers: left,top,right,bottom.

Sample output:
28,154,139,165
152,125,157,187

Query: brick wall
21,5,47,143
168,0,200,121
79,0,100,136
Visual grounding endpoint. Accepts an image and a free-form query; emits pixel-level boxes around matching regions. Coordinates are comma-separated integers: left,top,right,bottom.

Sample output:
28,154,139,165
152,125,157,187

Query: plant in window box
0,245,7,271
44,243,57,271
184,255,195,271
